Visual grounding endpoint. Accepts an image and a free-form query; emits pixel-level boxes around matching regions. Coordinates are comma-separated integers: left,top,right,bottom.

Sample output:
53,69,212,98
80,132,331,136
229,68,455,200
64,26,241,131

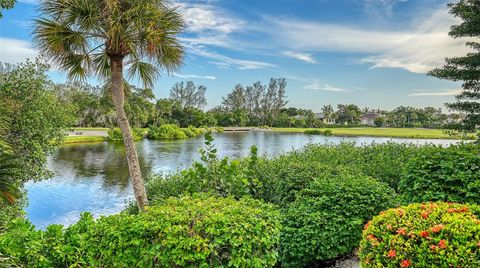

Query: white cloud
186,43,275,70
173,73,216,80
0,38,37,64
408,89,461,96
270,7,470,73
282,51,317,63
303,79,349,92
175,2,243,34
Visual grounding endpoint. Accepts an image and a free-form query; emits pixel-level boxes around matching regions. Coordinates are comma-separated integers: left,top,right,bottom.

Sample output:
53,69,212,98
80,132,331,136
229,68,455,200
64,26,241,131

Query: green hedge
280,173,397,267
360,202,480,267
147,124,187,140
399,143,480,204
0,196,281,267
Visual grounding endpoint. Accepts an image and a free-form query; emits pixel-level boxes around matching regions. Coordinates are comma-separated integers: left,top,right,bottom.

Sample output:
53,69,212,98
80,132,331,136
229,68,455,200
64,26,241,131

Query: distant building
314,113,336,125
360,113,383,126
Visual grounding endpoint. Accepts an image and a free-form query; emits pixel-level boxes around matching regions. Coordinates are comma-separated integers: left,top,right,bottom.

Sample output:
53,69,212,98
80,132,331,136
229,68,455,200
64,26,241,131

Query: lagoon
25,132,460,228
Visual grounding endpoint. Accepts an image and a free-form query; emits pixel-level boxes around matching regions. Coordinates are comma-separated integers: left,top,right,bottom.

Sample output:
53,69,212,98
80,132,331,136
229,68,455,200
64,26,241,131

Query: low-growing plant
107,127,145,141
0,195,281,267
359,202,480,267
399,143,480,204
280,173,397,267
148,124,187,140
304,129,324,135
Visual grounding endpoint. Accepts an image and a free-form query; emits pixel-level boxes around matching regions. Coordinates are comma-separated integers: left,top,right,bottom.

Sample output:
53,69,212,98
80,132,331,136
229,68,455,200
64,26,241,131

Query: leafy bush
304,129,324,135
126,133,259,214
148,124,187,140
359,202,480,267
280,173,397,267
107,127,145,141
0,196,281,267
399,143,480,204
181,125,205,138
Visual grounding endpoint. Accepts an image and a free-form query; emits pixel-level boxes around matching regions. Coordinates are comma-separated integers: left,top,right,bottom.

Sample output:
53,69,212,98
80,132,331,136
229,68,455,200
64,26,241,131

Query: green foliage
428,0,480,138
280,174,397,267
359,202,480,267
0,196,281,267
0,0,15,18
399,143,480,204
304,129,333,135
0,60,75,182
107,127,146,141
181,125,205,138
148,124,188,140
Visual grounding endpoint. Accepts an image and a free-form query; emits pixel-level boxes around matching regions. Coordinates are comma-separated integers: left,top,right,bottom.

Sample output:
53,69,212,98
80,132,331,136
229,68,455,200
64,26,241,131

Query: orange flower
366,234,377,241
438,240,447,249
430,224,444,233
430,245,437,251
447,208,456,213
397,228,407,235
401,259,411,267
477,242,480,248
420,230,429,238
460,207,469,212
364,221,371,230
397,208,406,217
387,249,396,258
386,224,393,230
421,211,430,219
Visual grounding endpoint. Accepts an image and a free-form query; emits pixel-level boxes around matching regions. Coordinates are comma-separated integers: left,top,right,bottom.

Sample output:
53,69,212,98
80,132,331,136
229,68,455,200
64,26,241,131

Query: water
25,132,459,228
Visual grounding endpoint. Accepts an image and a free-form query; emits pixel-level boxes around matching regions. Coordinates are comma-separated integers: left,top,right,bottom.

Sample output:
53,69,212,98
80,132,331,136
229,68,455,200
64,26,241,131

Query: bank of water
26,132,460,228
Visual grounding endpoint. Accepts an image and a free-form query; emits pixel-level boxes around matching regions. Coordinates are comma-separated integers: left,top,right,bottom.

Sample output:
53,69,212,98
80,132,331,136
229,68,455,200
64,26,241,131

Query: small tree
429,0,480,140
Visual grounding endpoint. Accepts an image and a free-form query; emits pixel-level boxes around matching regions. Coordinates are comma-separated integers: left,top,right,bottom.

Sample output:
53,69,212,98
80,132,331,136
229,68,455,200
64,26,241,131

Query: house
360,113,383,126
314,113,336,125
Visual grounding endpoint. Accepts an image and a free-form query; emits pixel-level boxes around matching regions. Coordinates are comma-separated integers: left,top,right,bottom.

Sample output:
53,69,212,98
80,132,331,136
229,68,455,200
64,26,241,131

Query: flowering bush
359,202,480,267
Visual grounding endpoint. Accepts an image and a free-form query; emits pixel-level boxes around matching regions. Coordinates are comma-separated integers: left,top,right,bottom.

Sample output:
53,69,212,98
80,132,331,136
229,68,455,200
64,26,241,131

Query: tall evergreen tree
429,0,480,140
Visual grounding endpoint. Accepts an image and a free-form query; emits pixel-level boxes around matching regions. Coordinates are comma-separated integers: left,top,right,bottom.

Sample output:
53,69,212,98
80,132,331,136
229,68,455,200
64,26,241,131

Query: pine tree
429,0,480,140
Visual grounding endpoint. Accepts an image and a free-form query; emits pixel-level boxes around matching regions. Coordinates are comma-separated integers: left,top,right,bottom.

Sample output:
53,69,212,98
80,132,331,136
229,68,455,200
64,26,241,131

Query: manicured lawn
64,136,107,144
73,127,110,131
271,127,471,139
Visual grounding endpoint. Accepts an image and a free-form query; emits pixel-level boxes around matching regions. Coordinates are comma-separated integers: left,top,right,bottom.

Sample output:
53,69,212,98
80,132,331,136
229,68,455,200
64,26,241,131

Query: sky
0,0,469,112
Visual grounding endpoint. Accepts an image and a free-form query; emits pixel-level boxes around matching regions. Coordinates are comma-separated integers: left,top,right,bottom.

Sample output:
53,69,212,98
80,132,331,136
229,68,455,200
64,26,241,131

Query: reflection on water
25,132,459,228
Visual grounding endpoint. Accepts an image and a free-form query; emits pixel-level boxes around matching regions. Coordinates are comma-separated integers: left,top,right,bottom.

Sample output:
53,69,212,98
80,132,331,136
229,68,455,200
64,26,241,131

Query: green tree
429,0,480,139
169,81,207,109
0,0,15,18
33,0,184,211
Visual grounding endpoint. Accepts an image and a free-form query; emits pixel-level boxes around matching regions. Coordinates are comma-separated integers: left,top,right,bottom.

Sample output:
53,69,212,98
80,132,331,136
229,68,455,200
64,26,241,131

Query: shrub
399,143,480,204
181,125,205,138
323,129,333,135
107,127,145,141
359,202,480,268
304,129,323,135
280,173,397,267
0,196,281,267
148,124,187,140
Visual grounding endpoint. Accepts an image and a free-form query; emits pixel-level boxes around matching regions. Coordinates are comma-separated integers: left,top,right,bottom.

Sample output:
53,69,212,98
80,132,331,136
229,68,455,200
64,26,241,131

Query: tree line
51,77,462,129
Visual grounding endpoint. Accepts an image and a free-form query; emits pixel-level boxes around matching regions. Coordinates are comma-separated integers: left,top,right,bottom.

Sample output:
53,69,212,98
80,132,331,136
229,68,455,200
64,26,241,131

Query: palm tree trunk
110,56,149,211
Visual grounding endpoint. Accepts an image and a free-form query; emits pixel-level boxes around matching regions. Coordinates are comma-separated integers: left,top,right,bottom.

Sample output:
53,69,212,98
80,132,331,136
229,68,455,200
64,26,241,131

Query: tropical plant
399,143,480,204
280,173,397,267
33,0,185,211
359,202,480,267
0,196,281,267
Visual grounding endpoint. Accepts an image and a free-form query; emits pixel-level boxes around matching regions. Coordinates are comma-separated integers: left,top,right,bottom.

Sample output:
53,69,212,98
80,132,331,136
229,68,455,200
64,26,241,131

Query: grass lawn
271,127,471,140
64,135,107,144
73,127,109,131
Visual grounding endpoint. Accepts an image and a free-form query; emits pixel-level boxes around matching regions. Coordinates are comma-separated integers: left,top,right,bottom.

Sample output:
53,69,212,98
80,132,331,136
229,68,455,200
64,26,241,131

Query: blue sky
0,0,468,111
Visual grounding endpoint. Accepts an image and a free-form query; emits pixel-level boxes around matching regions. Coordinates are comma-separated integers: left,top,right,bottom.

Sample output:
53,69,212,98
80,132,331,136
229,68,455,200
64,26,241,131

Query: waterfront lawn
272,127,469,139
64,135,107,144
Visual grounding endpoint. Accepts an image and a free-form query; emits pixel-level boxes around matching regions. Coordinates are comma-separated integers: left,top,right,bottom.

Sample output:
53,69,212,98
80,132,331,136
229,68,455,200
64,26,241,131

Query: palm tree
33,0,185,211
